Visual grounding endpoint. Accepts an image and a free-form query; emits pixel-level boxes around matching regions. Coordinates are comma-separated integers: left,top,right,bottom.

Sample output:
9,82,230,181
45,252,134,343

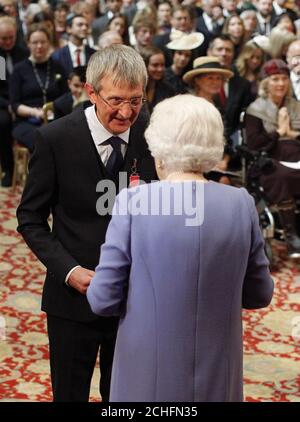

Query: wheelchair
235,138,300,268
236,144,277,267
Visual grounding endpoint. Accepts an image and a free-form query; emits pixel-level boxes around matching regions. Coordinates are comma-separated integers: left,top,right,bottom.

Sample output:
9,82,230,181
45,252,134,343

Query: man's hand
67,267,95,294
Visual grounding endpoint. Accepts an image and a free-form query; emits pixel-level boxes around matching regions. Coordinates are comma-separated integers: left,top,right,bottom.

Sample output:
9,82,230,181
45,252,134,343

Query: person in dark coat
16,45,157,402
52,14,95,76
87,94,274,402
164,31,204,94
9,25,68,152
140,46,175,114
245,59,300,259
0,15,28,186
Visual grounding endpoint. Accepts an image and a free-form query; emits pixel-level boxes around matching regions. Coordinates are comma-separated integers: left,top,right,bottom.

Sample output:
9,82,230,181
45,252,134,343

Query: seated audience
0,15,28,187
183,56,234,183
9,25,68,152
245,59,300,258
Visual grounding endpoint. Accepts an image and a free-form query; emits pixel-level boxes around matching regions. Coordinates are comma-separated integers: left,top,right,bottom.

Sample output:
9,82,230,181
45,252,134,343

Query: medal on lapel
129,158,140,187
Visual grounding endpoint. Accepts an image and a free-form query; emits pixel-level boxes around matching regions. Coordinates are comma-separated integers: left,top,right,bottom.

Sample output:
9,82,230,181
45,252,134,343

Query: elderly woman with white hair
87,94,273,402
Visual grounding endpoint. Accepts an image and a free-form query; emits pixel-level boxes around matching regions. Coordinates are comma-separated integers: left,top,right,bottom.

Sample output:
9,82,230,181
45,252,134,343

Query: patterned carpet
0,186,299,402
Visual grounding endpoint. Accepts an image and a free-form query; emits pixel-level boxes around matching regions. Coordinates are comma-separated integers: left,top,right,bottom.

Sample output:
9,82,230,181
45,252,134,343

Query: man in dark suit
0,15,28,187
52,14,95,76
16,45,157,402
208,34,251,142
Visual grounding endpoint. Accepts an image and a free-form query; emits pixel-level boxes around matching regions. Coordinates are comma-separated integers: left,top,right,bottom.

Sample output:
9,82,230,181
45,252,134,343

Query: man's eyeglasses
98,93,146,110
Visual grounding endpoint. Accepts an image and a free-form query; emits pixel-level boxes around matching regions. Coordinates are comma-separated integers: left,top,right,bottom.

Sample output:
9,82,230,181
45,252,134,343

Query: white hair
145,94,224,173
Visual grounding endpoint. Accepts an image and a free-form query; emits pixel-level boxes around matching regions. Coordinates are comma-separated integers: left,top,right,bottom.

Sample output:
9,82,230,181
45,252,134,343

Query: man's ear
85,83,97,104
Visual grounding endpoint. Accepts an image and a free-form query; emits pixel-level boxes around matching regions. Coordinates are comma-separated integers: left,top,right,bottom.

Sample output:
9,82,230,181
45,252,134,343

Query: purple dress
87,181,273,402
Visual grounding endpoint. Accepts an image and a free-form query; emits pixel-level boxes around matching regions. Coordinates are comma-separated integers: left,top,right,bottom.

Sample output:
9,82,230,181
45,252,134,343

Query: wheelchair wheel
264,239,274,271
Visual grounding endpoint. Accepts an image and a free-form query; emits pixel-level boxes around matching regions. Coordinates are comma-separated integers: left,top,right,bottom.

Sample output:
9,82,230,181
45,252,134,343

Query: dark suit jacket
215,71,251,140
53,92,73,119
195,15,223,44
17,105,157,322
51,45,96,77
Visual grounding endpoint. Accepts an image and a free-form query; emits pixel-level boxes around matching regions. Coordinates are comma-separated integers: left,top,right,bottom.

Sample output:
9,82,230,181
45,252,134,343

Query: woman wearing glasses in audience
9,24,67,152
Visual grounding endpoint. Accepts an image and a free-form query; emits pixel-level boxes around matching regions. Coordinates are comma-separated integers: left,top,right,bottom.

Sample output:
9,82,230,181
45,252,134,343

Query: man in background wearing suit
52,13,95,76
208,34,251,144
0,15,28,187
16,45,157,402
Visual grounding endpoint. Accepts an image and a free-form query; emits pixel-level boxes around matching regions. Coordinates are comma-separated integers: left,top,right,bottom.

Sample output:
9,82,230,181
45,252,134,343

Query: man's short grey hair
86,45,148,92
145,94,224,173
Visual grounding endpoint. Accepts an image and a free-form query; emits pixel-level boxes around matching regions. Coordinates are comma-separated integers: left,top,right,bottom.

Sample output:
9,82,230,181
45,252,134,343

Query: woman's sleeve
87,189,132,317
244,113,280,153
242,190,274,309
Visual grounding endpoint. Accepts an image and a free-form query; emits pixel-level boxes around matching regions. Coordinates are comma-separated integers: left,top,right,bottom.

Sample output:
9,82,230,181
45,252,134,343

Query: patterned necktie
105,136,124,179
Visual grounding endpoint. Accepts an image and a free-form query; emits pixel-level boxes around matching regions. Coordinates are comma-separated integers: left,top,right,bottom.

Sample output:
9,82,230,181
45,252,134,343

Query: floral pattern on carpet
0,186,299,402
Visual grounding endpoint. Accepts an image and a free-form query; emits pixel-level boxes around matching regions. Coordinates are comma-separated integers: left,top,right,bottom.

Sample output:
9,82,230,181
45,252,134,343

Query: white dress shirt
68,42,85,67
84,104,129,164
291,71,300,101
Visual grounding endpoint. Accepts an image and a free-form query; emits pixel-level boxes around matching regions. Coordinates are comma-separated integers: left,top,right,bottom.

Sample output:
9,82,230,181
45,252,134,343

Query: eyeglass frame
97,92,147,110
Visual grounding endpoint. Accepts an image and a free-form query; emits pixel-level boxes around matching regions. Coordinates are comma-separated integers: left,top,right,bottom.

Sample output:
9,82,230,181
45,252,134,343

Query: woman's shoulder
206,182,254,203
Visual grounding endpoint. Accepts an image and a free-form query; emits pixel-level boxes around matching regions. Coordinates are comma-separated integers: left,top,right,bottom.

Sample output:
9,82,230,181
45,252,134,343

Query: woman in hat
183,56,234,183
245,59,300,258
164,31,204,95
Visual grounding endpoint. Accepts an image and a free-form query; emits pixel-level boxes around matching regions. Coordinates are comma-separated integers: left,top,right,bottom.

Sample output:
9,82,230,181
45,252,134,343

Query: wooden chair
11,142,29,192
43,102,54,124
11,103,53,192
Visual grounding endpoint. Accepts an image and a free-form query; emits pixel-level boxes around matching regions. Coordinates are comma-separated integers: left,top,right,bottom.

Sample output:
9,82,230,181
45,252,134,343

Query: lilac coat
87,181,273,402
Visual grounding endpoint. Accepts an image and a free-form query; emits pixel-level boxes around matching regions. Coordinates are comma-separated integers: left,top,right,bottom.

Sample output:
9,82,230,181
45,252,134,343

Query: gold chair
11,103,54,192
43,101,54,124
11,142,29,192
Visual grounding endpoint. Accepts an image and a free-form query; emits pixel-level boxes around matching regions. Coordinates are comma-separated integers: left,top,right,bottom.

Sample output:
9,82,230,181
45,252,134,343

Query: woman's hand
31,107,44,119
277,107,290,137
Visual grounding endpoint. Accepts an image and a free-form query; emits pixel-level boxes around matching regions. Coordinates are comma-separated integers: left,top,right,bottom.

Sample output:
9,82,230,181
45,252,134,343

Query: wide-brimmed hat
260,59,290,79
166,31,204,51
183,56,234,83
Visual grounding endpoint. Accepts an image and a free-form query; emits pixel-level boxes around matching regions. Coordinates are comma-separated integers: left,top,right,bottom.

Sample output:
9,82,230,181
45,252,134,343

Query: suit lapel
67,107,107,181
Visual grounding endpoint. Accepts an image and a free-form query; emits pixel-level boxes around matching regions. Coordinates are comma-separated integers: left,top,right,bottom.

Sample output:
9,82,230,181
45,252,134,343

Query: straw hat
183,56,234,83
166,31,204,51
